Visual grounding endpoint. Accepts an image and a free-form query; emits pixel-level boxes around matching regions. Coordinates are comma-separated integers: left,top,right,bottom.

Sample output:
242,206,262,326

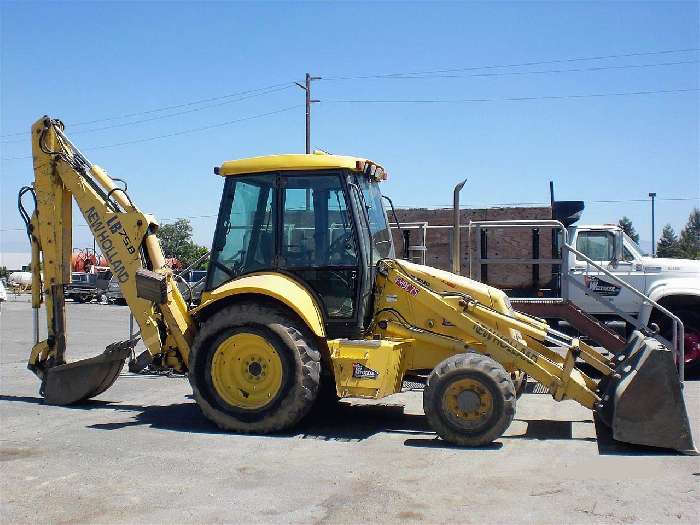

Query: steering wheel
328,231,355,263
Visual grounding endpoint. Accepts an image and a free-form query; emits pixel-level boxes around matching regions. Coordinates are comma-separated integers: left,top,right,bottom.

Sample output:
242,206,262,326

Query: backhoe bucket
597,332,696,454
42,340,135,405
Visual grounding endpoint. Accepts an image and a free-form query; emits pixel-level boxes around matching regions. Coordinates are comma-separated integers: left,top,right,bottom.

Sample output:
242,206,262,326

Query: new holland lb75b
19,117,695,453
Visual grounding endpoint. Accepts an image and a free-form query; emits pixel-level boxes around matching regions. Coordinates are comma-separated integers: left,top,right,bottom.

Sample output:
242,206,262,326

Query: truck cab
567,224,648,314
566,223,700,369
567,223,700,315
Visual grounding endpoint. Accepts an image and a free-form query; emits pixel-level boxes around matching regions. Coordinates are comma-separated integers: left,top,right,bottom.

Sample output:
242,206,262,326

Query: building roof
218,152,372,177
0,252,31,271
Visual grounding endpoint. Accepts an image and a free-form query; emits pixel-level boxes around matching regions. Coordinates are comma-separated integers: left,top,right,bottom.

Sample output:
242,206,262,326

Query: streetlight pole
649,192,657,257
295,73,321,153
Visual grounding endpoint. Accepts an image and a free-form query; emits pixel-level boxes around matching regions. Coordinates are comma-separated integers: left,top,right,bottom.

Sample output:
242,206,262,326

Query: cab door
279,173,361,338
569,229,645,314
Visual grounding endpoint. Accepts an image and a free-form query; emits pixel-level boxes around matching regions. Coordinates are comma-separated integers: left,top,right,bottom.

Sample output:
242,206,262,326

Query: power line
4,87,695,162
0,81,295,138
323,47,699,80
0,85,294,144
0,104,304,161
589,197,699,203
4,47,695,138
325,87,699,104
323,59,697,81
4,61,693,145
88,104,303,150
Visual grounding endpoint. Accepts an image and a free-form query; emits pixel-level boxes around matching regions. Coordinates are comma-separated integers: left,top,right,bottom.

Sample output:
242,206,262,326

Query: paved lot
1,297,699,524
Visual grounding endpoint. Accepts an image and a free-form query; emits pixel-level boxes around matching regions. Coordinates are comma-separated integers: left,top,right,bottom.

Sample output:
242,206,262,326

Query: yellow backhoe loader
19,117,695,453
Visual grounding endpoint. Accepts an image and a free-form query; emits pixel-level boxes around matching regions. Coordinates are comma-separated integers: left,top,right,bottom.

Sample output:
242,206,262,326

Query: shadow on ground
0,393,685,456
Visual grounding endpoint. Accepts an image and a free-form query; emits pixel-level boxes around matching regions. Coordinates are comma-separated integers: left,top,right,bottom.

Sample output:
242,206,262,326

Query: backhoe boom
22,117,193,402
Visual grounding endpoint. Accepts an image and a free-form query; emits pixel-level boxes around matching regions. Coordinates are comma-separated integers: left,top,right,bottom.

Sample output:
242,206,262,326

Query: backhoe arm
22,117,194,400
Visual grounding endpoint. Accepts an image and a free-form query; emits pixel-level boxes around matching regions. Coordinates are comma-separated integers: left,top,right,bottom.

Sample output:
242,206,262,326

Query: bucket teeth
597,332,696,454
41,339,136,405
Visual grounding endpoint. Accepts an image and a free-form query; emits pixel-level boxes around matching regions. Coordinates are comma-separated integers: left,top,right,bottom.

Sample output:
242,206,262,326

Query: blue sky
1,1,698,256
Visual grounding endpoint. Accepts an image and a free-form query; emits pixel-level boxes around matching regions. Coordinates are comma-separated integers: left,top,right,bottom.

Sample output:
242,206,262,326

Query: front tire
189,302,321,433
424,353,516,447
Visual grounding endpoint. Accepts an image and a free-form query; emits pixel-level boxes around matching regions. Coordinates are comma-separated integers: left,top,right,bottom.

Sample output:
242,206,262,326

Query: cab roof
218,152,374,177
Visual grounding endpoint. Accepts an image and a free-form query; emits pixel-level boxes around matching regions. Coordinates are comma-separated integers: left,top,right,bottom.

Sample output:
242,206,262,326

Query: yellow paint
444,377,494,424
218,153,372,176
195,272,326,338
328,339,408,399
28,117,612,429
28,117,193,376
362,259,601,408
211,333,283,410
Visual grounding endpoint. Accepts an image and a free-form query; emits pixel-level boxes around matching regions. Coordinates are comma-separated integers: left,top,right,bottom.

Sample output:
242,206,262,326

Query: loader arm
21,117,194,402
368,259,695,453
371,259,604,408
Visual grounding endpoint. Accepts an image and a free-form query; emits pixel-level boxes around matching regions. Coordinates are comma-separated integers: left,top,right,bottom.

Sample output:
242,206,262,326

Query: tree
678,208,699,260
656,224,682,258
618,216,639,243
0,266,8,280
156,219,209,269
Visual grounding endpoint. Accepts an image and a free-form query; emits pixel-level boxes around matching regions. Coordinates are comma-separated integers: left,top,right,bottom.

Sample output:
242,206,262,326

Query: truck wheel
189,302,321,433
652,307,700,373
424,353,516,447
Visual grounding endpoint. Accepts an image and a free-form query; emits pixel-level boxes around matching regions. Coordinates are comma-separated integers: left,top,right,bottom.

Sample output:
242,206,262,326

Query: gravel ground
1,297,699,524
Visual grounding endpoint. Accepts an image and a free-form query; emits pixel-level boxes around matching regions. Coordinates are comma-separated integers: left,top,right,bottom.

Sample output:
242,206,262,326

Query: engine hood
640,257,700,275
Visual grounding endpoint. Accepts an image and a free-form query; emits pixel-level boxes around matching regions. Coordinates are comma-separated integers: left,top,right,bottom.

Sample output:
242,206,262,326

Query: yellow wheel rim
443,377,494,428
210,333,284,410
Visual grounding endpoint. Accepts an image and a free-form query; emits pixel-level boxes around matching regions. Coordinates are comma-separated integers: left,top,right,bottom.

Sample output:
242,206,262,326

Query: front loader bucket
42,340,135,405
597,332,696,454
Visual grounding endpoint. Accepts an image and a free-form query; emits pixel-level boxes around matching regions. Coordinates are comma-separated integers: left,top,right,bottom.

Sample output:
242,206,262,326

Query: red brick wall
392,206,555,292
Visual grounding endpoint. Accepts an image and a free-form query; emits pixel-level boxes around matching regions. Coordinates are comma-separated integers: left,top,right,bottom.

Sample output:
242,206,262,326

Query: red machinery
71,248,108,273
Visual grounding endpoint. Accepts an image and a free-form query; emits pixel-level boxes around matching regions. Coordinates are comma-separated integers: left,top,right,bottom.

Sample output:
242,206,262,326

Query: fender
638,278,700,325
192,272,326,338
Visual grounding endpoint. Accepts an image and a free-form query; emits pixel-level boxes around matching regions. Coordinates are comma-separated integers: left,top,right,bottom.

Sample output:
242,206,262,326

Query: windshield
622,232,644,259
356,176,394,261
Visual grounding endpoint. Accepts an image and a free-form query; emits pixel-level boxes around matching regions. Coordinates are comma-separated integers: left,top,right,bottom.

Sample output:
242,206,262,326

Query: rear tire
424,353,516,447
189,302,321,433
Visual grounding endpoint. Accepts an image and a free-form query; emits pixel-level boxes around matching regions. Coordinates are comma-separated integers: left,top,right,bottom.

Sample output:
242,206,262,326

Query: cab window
356,176,394,261
575,231,615,261
281,176,357,267
208,176,275,289
282,175,358,319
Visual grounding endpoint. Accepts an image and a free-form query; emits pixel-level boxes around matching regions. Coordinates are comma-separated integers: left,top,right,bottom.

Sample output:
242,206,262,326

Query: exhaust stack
452,179,467,275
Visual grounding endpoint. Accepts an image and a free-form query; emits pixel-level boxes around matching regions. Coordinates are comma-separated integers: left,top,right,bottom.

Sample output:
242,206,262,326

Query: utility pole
649,192,657,257
295,73,321,153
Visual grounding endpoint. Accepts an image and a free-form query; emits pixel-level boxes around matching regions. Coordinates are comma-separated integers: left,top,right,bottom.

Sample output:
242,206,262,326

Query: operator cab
206,153,394,338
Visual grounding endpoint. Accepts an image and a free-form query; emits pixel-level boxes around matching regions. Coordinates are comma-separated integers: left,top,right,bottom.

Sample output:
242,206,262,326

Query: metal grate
526,381,550,394
402,380,425,391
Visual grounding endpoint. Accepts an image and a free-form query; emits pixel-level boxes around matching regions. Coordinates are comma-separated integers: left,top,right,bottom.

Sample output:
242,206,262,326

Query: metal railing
566,241,685,382
468,219,568,299
467,219,685,381
388,221,428,265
